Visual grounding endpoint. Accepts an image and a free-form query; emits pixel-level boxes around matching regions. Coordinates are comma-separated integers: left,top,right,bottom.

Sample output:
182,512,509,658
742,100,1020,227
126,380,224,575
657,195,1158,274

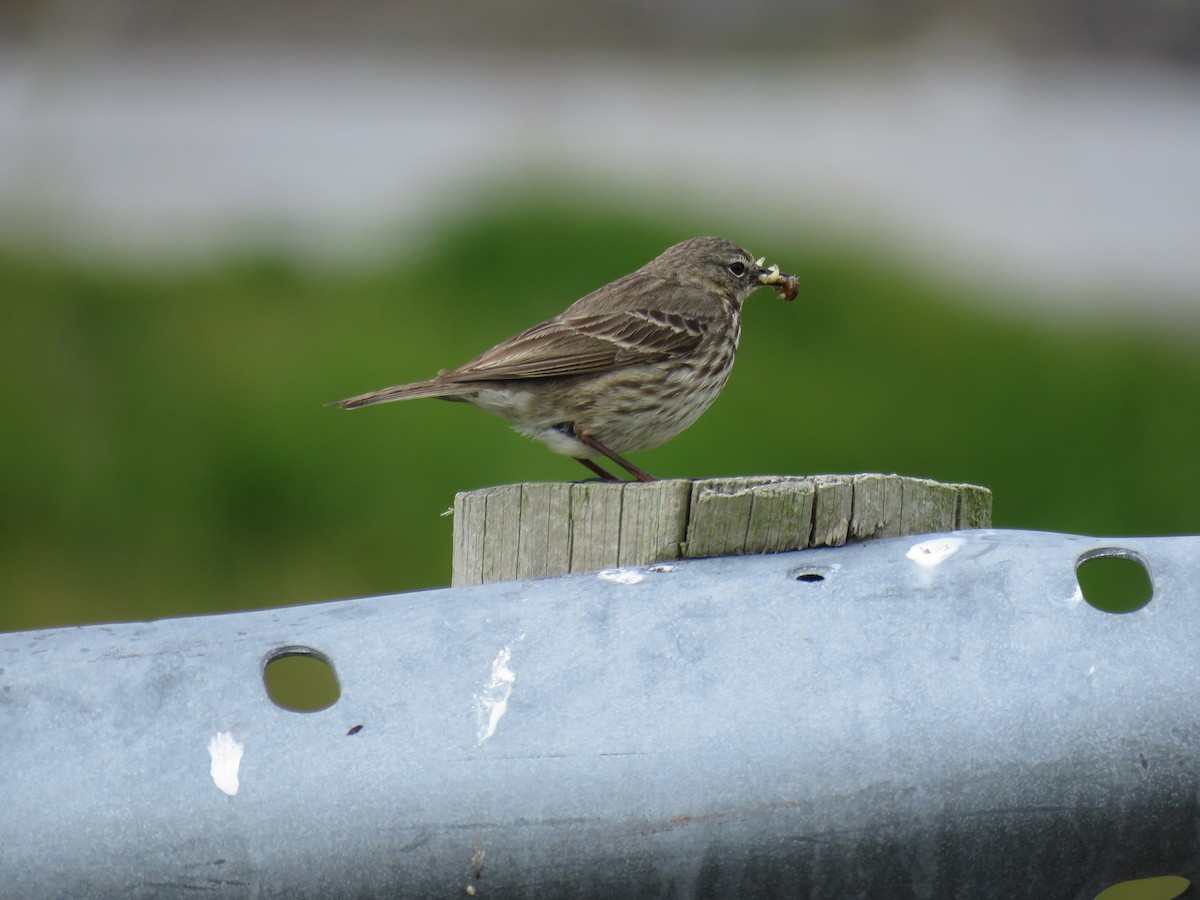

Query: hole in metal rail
790,566,831,583
1076,548,1153,614
263,646,340,712
1095,874,1189,900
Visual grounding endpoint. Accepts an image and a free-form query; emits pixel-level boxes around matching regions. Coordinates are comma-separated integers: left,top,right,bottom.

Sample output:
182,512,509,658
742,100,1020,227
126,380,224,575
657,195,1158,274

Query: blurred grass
2,200,1199,632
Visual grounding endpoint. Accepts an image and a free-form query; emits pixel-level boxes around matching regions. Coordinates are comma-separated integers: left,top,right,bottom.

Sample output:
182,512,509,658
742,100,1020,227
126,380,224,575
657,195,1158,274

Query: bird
329,236,798,482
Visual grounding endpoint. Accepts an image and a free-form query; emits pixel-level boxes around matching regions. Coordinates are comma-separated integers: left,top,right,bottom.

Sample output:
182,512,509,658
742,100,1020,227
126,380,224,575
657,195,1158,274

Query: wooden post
452,474,991,587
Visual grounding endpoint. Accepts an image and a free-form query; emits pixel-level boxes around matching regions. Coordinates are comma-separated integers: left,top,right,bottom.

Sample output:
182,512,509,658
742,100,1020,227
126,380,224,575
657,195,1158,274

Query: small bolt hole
790,565,832,583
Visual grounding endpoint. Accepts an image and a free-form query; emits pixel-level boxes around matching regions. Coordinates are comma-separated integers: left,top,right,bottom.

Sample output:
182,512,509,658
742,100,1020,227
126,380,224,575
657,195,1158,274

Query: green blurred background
2,0,1199,632
3,198,1198,631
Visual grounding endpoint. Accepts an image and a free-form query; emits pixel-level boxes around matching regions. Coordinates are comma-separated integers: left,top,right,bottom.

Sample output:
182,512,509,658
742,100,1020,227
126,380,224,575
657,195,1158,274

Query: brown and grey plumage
330,237,798,482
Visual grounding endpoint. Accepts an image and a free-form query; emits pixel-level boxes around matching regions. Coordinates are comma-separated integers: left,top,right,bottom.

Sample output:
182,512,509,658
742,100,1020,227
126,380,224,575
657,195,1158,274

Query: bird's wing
440,309,712,381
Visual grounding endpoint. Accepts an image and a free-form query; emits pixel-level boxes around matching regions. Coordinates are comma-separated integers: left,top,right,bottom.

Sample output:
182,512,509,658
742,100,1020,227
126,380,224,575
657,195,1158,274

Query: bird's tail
327,379,475,409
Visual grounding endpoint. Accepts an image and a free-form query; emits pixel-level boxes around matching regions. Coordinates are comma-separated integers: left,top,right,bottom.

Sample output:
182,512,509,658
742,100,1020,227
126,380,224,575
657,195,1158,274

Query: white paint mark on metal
597,568,645,584
905,537,966,568
476,647,516,743
208,731,244,796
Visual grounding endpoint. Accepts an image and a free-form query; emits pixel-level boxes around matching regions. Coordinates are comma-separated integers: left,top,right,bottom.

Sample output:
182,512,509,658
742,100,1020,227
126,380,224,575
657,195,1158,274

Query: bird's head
655,236,798,305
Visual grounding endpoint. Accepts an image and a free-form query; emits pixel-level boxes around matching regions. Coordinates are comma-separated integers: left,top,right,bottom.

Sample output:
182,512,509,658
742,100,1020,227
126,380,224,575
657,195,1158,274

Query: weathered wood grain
516,482,572,581
811,476,854,548
566,482,625,574
615,480,691,567
849,473,904,540
957,483,993,529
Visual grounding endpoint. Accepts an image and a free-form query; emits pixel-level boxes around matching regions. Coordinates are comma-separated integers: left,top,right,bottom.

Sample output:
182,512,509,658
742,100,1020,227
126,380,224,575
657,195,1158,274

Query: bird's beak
755,258,799,301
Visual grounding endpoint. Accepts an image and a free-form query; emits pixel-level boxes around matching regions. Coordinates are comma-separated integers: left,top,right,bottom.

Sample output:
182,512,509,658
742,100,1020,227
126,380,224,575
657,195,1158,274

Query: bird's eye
727,261,747,277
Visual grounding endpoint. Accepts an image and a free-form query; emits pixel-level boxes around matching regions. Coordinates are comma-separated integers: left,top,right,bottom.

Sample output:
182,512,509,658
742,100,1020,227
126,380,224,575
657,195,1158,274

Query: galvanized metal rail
1,529,1196,898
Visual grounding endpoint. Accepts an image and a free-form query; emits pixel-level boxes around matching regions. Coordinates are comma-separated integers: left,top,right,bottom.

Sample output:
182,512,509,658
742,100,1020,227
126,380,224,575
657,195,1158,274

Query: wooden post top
452,474,991,587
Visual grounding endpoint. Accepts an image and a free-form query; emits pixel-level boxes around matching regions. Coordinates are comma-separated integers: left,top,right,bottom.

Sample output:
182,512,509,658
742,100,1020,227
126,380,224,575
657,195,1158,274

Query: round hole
790,566,832,583
1076,549,1153,614
263,646,340,712
1095,875,1189,900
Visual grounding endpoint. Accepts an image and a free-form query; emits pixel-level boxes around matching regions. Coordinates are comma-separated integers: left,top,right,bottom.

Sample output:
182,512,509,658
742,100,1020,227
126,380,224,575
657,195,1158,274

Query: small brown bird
330,237,798,482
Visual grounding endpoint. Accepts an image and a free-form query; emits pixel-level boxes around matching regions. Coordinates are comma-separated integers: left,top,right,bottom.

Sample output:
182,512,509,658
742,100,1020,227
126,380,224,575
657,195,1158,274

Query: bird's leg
552,423,622,481
574,457,622,482
574,429,657,483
